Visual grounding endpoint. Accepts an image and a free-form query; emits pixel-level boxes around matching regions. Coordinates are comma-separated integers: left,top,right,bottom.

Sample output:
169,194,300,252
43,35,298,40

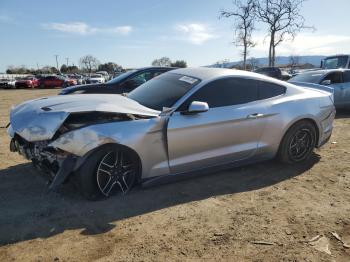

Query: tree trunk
243,43,247,70
269,32,275,67
268,39,273,67
272,45,276,67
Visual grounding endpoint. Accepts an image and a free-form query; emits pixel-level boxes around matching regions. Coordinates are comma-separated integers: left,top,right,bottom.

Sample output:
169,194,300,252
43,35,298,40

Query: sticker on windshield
179,76,198,85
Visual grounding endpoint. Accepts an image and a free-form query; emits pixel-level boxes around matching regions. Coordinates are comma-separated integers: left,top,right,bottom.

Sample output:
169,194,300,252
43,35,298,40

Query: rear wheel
76,145,137,200
40,83,45,89
278,120,317,164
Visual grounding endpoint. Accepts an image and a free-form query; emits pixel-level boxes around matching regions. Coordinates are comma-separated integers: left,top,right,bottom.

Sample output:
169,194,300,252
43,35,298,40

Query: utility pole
66,57,69,67
54,55,59,72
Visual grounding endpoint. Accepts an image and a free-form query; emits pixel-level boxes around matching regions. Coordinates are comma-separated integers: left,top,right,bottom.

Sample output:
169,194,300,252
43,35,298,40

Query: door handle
247,113,264,119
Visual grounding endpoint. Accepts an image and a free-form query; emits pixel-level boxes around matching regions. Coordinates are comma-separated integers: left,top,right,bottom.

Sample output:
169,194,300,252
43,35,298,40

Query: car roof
299,68,350,75
171,67,281,82
136,66,177,71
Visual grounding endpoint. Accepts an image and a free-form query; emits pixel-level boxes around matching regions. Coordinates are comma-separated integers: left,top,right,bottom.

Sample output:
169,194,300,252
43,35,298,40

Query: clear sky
0,0,349,72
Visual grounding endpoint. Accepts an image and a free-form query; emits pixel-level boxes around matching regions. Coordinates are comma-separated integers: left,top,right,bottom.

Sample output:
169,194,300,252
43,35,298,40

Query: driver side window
323,72,343,84
178,78,258,111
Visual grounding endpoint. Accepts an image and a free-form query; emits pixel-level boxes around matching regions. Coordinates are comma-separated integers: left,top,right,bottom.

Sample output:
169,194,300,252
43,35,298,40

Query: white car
96,71,110,81
87,74,105,84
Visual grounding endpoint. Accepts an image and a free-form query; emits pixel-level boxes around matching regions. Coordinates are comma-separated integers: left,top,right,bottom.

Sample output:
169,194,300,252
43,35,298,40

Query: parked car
68,74,85,85
4,79,17,89
86,74,105,84
15,76,39,88
254,67,291,80
96,71,110,81
8,68,335,200
321,55,350,69
0,78,11,88
59,67,176,95
39,75,77,88
289,69,350,108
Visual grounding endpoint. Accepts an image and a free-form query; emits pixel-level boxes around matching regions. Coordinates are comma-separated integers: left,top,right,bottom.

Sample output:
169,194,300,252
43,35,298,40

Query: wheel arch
278,117,320,151
76,142,143,184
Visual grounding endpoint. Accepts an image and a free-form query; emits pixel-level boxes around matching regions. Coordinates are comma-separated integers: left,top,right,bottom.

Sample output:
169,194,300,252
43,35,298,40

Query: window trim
322,71,344,84
257,80,287,101
175,76,261,112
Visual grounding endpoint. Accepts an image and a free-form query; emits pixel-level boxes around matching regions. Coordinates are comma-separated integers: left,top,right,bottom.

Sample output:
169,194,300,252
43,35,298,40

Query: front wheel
76,145,137,200
278,120,317,164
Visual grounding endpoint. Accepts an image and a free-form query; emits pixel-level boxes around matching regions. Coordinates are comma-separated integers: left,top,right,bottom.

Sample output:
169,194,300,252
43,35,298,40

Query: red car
39,75,77,88
15,77,40,88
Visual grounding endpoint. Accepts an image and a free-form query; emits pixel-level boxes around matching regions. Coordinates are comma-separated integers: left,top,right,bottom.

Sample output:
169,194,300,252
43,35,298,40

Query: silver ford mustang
7,68,335,200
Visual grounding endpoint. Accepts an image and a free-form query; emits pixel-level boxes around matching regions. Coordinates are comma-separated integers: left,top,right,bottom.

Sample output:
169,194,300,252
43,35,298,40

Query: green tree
60,64,68,73
171,60,188,68
152,57,172,67
67,65,80,73
98,62,123,74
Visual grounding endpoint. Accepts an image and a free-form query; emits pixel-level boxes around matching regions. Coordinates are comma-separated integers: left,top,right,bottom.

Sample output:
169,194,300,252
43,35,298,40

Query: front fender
50,117,170,179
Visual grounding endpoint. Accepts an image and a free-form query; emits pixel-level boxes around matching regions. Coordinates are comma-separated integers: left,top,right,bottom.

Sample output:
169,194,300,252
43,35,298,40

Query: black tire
75,145,138,201
278,120,317,164
40,83,45,89
62,82,68,88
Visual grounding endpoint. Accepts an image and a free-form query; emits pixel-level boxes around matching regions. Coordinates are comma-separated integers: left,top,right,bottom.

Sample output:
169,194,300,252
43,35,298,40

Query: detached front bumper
8,125,78,191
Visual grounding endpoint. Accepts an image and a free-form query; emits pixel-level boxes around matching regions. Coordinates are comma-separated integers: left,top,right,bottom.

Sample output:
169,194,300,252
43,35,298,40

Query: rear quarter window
258,81,286,100
343,71,350,83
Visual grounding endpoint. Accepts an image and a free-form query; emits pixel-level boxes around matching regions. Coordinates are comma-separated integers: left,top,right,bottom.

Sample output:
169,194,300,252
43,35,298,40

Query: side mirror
321,80,331,86
183,101,209,115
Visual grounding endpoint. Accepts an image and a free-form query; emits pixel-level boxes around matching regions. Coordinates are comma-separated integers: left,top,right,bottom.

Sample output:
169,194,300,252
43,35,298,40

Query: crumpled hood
9,94,160,142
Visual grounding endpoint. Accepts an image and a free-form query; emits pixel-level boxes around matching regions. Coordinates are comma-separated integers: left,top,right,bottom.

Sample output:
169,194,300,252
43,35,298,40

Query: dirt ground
0,89,350,262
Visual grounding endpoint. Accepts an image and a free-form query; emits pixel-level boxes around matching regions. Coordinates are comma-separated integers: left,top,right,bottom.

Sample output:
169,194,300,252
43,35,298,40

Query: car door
167,77,268,174
48,76,57,87
323,72,344,106
55,77,64,87
341,71,350,107
42,77,50,87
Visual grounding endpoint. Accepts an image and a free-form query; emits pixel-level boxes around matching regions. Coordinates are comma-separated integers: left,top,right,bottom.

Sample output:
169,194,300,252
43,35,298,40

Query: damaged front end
9,135,76,190
8,94,160,191
9,112,149,191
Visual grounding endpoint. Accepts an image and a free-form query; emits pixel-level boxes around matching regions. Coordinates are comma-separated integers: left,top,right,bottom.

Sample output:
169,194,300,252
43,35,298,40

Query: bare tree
220,0,257,70
79,55,100,73
213,59,230,68
256,0,312,67
152,57,172,67
249,57,260,70
289,55,300,69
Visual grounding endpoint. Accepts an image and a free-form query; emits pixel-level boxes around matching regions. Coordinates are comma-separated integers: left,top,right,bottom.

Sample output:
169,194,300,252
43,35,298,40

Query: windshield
289,72,324,83
107,70,137,84
128,73,200,111
322,56,349,69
